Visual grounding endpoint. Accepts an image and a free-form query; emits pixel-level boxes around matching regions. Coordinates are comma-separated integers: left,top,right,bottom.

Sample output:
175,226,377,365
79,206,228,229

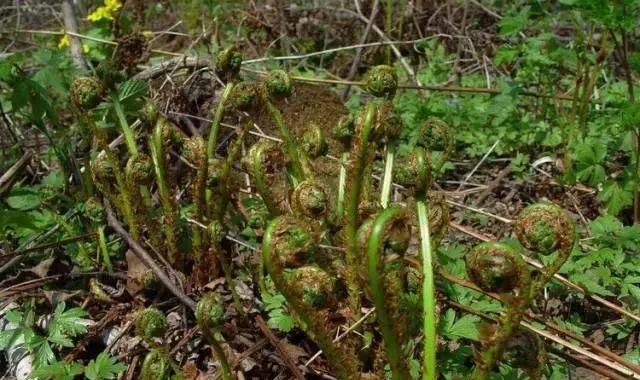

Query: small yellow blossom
58,33,70,48
142,30,154,40
87,0,123,22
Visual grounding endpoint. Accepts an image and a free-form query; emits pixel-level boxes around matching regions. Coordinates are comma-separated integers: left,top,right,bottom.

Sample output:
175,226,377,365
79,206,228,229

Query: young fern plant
466,202,575,380
196,293,234,380
134,308,185,380
262,216,359,380
362,205,412,380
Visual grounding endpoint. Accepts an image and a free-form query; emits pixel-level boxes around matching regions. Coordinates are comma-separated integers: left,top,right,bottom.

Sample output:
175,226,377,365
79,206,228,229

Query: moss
365,65,398,98
264,70,293,99
515,203,576,255
466,242,528,293
214,46,242,81
135,308,167,341
70,76,103,110
196,292,225,330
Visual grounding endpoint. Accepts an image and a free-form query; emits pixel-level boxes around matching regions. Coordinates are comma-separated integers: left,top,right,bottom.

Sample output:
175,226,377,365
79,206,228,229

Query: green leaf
499,8,529,36
118,79,148,103
30,360,84,380
47,303,89,343
85,351,126,380
439,309,480,341
599,181,633,216
6,188,41,210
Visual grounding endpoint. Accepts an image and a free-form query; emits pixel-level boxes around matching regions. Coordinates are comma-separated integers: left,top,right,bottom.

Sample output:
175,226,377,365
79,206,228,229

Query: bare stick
104,199,196,311
61,0,87,72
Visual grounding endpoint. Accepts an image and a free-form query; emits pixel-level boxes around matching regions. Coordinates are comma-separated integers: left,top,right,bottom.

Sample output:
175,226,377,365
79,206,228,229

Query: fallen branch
104,199,197,311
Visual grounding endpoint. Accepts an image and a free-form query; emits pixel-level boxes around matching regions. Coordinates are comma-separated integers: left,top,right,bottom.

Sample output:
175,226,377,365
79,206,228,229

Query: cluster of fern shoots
73,46,577,380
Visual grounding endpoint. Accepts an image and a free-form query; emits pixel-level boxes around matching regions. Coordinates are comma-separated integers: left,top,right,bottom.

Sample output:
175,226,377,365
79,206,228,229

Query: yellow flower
87,0,122,22
58,33,70,48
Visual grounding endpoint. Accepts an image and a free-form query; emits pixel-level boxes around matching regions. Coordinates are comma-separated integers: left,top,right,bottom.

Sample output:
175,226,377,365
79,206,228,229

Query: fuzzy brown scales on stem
262,215,360,380
467,202,576,380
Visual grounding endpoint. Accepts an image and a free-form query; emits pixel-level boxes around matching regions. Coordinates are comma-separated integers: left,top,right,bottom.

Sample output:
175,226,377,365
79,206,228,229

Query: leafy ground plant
3,1,640,380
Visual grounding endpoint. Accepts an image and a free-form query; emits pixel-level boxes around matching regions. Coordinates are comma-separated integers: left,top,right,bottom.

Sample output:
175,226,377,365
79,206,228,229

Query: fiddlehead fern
69,76,103,110
365,65,398,99
149,117,180,265
196,293,234,380
243,140,287,215
135,307,167,344
515,203,576,293
183,136,208,267
503,329,546,380
466,243,532,380
140,349,171,380
364,206,412,380
261,70,310,181
290,180,329,220
300,122,328,159
214,46,242,83
262,216,359,380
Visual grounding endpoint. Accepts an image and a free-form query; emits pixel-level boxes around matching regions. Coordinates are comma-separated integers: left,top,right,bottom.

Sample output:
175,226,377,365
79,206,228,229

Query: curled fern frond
135,308,167,343
70,76,103,110
214,46,242,82
503,329,546,380
286,266,336,308
416,118,454,173
244,140,286,214
291,180,329,219
196,292,226,331
125,153,154,186
300,122,328,158
228,81,258,111
262,216,359,380
365,65,398,98
332,114,355,147
196,293,233,380
264,70,293,99
140,349,171,380
466,242,529,294
515,203,575,256
394,147,431,195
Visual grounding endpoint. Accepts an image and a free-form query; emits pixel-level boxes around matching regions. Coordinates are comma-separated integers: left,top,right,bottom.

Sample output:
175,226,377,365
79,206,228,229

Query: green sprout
365,65,398,98
70,76,103,110
196,293,234,380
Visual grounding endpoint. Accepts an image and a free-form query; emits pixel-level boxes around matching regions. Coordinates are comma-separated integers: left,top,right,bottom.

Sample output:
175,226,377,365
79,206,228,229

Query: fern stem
417,200,436,380
380,146,395,208
366,206,411,380
97,226,112,272
207,83,235,159
111,91,139,158
344,102,376,318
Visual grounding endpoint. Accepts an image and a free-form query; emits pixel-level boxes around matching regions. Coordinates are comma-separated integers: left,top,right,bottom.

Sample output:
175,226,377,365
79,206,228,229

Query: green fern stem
211,121,251,221
344,101,377,318
110,91,139,158
247,142,282,215
264,100,307,182
200,326,233,380
97,226,112,272
335,152,349,219
263,217,359,380
207,83,235,159
366,206,411,380
104,149,139,239
417,199,436,380
380,146,395,208
150,120,179,265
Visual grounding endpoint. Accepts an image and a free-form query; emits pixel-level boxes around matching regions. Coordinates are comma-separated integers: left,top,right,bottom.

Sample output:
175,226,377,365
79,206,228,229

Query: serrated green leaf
118,79,148,103
85,351,126,380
